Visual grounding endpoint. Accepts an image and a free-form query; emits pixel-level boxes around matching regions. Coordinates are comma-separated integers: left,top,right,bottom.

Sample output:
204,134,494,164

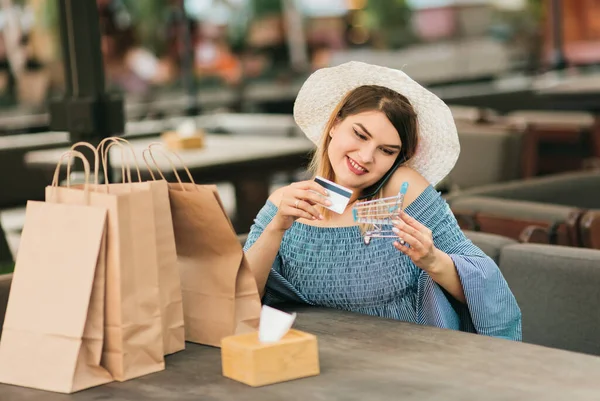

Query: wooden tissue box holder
160,130,205,150
221,329,320,387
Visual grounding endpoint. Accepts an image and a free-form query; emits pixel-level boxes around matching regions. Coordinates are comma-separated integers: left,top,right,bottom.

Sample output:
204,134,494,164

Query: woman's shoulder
383,166,432,208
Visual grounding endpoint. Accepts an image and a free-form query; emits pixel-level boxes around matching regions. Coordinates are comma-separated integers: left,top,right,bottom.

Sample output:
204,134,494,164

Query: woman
243,61,521,340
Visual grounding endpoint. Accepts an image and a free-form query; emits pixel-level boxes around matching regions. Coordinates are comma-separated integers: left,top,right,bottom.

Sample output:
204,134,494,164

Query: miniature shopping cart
352,182,409,245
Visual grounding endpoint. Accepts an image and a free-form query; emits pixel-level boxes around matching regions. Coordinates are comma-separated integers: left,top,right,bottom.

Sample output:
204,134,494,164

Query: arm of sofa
499,243,600,356
446,170,600,209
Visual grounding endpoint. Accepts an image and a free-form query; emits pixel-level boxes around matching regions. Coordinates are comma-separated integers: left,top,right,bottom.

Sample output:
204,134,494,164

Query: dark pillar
49,0,126,182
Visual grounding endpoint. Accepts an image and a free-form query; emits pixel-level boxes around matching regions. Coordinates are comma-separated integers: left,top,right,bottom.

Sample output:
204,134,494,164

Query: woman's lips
346,156,368,176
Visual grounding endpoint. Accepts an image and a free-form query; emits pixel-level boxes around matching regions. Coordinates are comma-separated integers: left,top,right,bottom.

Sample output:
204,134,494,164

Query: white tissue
258,305,297,343
176,119,197,138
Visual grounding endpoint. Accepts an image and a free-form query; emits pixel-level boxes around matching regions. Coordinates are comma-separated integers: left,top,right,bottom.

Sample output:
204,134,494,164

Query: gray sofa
444,121,523,191
501,244,600,356
450,196,582,246
445,171,600,248
464,230,517,264
446,170,600,209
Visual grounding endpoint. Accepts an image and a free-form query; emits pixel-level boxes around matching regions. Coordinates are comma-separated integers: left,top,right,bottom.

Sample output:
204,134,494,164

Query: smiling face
309,85,419,205
327,110,402,193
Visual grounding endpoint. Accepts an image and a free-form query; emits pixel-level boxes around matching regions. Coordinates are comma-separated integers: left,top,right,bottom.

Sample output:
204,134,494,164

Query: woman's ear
329,118,341,138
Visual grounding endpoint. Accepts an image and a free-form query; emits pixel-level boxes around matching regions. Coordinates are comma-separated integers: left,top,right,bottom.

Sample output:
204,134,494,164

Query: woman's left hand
392,212,439,272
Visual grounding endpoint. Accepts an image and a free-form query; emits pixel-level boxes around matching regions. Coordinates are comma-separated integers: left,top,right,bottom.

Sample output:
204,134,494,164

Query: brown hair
308,85,419,220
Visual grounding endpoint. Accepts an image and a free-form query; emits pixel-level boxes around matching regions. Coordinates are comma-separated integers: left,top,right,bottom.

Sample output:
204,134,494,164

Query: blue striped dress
243,185,522,341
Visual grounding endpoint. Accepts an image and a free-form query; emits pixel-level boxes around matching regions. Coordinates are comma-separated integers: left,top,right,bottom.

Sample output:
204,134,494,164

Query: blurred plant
121,0,170,54
489,0,545,72
0,262,14,275
250,0,282,18
364,0,414,49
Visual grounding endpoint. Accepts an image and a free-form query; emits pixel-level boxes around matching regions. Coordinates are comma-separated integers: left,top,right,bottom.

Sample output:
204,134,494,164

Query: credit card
314,176,353,214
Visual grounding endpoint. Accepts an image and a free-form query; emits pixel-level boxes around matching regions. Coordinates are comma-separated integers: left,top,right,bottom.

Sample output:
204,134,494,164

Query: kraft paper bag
144,145,262,347
0,151,113,393
50,143,164,381
170,183,262,346
98,138,185,356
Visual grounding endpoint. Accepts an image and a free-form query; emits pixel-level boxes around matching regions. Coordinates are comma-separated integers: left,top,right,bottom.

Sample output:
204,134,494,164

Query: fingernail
312,216,317,220
392,227,400,234
323,190,329,196
325,200,332,206
319,214,324,220
392,220,400,225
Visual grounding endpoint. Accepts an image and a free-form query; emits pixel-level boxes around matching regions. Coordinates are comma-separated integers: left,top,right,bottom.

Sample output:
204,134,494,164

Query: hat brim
293,61,460,187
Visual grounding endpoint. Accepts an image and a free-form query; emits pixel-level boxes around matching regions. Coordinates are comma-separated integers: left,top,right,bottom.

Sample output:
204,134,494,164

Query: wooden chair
503,110,596,178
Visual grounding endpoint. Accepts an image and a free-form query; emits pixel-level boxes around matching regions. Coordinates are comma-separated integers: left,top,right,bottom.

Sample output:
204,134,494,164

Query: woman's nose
358,146,376,164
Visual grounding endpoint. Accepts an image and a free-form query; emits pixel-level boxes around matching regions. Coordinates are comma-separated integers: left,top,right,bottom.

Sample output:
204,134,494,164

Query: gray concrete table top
24,134,315,172
2,306,600,400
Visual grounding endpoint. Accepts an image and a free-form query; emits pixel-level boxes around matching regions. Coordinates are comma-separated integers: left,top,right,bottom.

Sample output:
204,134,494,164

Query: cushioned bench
445,170,600,209
445,171,600,247
500,244,600,356
450,196,583,246
445,122,523,190
463,230,517,264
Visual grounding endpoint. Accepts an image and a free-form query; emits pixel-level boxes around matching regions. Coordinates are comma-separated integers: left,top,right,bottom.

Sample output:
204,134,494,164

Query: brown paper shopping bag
49,142,164,381
0,151,113,393
97,138,184,356
144,144,262,347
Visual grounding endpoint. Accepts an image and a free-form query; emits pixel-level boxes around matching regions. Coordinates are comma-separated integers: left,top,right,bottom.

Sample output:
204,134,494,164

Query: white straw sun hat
293,61,460,187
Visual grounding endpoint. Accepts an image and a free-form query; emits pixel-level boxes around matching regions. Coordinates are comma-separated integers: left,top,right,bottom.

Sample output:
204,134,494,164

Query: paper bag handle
103,141,131,186
142,142,197,192
97,137,143,184
68,142,100,186
51,150,91,197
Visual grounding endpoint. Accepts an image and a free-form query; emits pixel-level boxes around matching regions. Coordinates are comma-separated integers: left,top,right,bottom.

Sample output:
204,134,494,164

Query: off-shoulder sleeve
408,187,522,341
243,201,311,306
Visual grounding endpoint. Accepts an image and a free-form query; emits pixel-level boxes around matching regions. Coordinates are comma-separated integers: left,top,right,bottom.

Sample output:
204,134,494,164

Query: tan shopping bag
49,142,164,381
98,138,184,355
0,151,113,393
144,144,262,347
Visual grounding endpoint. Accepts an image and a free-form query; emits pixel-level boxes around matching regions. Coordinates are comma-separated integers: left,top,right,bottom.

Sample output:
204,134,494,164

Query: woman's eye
353,129,367,140
381,148,395,155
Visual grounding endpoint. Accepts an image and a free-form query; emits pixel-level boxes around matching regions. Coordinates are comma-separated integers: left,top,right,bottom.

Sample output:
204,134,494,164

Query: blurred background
0,0,593,114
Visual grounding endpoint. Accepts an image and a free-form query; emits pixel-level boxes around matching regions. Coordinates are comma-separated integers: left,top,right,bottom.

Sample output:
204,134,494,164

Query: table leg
520,126,539,179
591,115,600,159
232,178,271,234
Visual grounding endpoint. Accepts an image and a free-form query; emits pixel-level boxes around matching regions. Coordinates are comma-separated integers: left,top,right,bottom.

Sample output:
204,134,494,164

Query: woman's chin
333,171,374,192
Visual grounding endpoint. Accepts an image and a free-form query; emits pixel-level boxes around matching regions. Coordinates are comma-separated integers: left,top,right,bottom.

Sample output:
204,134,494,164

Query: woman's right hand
269,180,332,232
